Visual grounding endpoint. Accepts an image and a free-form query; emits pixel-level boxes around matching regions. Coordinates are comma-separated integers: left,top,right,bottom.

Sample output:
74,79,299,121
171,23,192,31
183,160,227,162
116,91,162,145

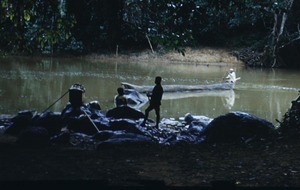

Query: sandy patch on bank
86,47,242,66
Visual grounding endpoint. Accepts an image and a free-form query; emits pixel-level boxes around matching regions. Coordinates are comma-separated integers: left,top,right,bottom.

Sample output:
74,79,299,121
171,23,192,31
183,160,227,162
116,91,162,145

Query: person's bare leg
141,106,151,126
155,107,160,128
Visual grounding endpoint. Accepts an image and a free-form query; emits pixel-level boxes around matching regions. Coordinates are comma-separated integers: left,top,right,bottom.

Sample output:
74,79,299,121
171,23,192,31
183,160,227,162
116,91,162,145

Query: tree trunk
265,0,294,68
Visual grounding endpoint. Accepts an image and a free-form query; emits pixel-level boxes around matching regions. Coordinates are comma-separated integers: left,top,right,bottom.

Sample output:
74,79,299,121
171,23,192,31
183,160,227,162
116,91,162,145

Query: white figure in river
224,68,238,83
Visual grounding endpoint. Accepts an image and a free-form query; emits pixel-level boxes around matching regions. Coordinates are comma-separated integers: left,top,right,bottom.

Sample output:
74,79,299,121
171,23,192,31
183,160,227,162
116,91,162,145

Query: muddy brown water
0,56,299,125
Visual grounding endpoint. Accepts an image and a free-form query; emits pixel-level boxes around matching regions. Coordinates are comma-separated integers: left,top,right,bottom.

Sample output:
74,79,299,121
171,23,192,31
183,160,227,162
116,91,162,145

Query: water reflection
0,57,300,124
162,90,235,109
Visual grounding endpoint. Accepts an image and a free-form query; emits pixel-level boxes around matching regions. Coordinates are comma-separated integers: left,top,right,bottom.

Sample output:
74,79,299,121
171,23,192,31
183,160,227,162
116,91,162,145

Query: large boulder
201,111,276,142
106,106,145,120
5,110,36,136
108,119,148,136
277,95,300,138
61,102,109,135
33,111,64,136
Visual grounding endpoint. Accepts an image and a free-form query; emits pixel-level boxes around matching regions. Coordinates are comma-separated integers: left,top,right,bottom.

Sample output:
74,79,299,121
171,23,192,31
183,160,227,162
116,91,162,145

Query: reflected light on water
0,57,299,125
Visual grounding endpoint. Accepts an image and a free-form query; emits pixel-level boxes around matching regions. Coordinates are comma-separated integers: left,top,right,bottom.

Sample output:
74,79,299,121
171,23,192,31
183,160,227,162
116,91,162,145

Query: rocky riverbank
0,94,300,188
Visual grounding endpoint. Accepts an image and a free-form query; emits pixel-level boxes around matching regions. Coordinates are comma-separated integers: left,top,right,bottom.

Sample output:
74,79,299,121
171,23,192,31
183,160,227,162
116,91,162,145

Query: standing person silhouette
141,76,164,128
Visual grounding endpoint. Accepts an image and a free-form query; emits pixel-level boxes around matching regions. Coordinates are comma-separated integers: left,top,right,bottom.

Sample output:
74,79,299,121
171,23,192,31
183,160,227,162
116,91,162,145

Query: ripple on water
237,82,300,92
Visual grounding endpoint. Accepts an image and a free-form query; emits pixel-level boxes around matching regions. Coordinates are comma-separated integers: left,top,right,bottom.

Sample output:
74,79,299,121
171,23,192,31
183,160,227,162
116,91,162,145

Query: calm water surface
0,56,299,125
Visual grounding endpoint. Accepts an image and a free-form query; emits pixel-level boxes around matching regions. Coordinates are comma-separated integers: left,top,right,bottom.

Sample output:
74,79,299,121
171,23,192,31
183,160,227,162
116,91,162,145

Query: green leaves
0,0,79,54
124,0,196,54
23,10,30,21
0,0,296,57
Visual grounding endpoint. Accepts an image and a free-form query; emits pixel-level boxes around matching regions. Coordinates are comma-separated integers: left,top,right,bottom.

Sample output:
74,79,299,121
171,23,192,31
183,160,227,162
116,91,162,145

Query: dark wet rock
66,115,109,135
17,126,50,147
175,132,205,145
96,132,153,147
61,102,109,135
87,101,106,119
278,95,300,138
16,110,36,118
61,101,106,121
160,118,184,129
0,115,12,129
93,126,157,146
202,111,276,142
87,100,102,111
106,106,145,120
163,132,205,145
108,119,144,135
61,104,91,119
93,130,124,141
184,113,213,127
92,116,110,129
183,113,212,136
33,111,64,136
187,125,205,136
66,117,88,134
5,110,36,136
2,104,290,148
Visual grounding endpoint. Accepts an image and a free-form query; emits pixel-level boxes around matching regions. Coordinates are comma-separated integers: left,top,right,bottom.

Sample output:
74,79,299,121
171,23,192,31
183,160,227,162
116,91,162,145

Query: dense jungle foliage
1,0,299,67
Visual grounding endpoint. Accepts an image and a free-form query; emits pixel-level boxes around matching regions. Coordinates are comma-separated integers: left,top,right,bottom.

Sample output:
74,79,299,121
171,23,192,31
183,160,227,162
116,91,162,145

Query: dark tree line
1,0,300,67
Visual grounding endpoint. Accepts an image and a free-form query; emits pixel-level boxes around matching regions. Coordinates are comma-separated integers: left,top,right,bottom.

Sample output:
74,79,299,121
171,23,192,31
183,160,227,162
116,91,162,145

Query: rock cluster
1,102,277,149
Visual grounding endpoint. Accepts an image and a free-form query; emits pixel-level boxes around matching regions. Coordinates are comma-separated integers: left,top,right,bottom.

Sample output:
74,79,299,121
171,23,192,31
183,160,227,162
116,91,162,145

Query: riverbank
0,108,300,188
85,47,243,66
1,47,243,68
0,134,299,188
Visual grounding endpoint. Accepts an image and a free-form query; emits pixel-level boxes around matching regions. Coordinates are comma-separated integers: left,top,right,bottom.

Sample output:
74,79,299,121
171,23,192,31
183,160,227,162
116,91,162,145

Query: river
0,56,299,125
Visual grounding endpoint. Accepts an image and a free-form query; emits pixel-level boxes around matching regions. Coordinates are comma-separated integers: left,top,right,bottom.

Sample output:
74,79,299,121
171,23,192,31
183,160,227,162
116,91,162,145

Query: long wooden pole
82,110,100,133
116,45,119,57
41,90,69,113
146,34,154,53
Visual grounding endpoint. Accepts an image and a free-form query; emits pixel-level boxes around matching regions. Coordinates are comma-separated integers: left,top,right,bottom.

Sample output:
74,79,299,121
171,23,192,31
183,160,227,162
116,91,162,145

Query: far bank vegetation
1,0,300,68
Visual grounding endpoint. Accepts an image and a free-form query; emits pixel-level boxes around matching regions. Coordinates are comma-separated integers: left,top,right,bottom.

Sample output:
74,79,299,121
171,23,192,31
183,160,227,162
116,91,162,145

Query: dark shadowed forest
1,0,300,68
